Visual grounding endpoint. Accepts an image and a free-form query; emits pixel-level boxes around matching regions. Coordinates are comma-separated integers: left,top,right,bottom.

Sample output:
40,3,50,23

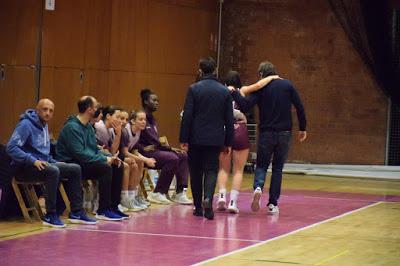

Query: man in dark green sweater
56,96,128,221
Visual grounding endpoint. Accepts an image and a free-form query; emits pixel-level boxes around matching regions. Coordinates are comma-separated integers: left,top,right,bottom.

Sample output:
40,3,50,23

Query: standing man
6,99,96,227
56,96,128,221
180,57,234,220
230,61,307,215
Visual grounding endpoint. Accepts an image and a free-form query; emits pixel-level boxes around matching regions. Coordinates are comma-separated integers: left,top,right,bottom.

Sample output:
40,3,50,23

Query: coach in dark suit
180,57,234,220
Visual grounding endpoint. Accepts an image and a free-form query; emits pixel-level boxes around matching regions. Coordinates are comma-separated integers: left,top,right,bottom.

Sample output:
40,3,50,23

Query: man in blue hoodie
7,99,96,227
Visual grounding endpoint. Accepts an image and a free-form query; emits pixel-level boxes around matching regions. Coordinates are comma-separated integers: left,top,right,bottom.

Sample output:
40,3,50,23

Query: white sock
230,190,239,203
219,188,226,198
128,190,137,199
121,190,129,200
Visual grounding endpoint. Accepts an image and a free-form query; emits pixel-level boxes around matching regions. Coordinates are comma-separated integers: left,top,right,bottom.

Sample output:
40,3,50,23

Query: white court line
192,201,383,265
66,228,261,243
239,191,397,203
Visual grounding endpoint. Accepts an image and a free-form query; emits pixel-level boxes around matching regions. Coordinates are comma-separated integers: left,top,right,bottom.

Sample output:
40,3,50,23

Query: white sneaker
118,204,129,213
131,198,147,210
217,193,226,211
172,190,193,205
136,195,151,207
251,187,262,212
267,204,279,214
227,200,239,214
147,192,173,205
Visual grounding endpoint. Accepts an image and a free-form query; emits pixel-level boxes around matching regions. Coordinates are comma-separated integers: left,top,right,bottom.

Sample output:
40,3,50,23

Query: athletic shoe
136,195,151,207
121,198,143,212
227,200,239,214
130,198,147,211
95,209,123,221
193,207,203,217
118,204,129,213
42,213,66,228
267,204,279,215
251,187,262,212
217,193,226,211
172,190,192,205
68,210,97,225
202,198,214,220
113,208,131,220
147,192,173,205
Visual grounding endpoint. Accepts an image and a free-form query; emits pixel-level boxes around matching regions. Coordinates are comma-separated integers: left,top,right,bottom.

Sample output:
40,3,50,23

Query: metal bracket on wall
0,64,5,81
79,70,84,84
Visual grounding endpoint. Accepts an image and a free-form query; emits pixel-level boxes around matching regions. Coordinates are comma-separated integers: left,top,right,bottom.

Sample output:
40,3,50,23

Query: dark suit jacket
179,75,234,147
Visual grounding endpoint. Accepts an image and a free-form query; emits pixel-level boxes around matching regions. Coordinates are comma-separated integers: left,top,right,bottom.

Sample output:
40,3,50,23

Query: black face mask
94,108,102,119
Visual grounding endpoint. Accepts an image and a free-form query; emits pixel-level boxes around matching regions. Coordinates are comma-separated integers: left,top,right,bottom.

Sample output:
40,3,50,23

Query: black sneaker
193,207,203,217
202,198,214,220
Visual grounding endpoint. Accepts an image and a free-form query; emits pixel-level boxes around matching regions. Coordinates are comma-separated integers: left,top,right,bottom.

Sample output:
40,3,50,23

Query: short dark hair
199,57,216,75
77,96,95,113
102,105,120,121
140,88,153,108
258,61,277,78
225,70,242,89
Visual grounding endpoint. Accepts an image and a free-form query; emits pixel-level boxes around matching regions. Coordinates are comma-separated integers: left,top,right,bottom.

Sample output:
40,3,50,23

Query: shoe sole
95,215,123,221
251,192,261,212
68,218,98,225
42,221,66,228
147,199,163,204
176,200,193,205
227,207,239,214
267,209,279,215
217,201,226,211
148,197,171,205
159,200,174,205
128,208,144,212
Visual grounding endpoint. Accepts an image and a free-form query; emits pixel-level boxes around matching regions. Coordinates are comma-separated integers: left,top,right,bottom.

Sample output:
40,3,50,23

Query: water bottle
148,169,159,185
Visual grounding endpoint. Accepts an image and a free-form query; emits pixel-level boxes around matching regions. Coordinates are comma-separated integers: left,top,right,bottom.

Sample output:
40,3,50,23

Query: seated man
6,99,96,227
56,96,128,221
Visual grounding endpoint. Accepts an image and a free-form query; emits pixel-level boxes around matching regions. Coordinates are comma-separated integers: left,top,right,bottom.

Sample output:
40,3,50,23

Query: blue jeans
253,131,291,206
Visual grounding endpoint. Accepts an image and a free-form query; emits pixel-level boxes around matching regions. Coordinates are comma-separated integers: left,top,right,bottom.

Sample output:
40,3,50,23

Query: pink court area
1,190,399,266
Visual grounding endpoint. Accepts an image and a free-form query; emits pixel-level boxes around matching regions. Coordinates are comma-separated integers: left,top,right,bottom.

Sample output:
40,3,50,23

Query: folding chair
12,177,70,222
139,169,155,198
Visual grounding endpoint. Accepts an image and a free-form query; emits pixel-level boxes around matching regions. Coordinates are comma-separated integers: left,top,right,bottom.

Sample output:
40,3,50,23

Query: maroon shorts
232,123,249,150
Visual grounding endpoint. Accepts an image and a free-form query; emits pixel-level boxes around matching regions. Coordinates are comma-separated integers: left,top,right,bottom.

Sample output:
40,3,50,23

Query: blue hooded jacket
6,109,56,165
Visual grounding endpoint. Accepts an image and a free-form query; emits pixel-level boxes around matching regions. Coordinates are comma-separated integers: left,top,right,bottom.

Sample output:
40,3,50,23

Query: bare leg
231,149,249,191
129,161,142,190
216,151,231,210
122,161,130,191
227,148,249,214
217,151,231,191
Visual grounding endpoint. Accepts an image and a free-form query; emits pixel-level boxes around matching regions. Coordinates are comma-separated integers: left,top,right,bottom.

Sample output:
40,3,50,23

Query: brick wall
220,0,388,164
